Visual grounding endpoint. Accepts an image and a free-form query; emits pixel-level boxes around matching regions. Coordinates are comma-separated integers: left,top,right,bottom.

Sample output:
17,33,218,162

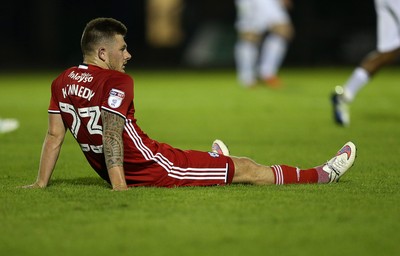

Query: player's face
106,34,132,73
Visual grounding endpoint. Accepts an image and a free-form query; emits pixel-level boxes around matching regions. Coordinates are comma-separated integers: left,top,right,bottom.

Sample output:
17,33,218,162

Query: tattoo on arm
101,110,125,170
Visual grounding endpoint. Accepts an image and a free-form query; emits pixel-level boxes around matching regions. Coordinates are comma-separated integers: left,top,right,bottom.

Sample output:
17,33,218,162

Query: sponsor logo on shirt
68,71,93,83
108,89,125,108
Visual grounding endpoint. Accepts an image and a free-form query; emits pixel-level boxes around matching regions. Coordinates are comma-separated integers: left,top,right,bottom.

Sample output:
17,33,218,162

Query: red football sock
271,165,320,185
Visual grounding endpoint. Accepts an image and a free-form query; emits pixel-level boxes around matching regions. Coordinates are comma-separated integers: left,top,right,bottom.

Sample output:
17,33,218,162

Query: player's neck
83,56,108,70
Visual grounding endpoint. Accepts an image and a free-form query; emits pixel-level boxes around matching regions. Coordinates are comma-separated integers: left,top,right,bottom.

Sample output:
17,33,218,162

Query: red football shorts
124,145,235,187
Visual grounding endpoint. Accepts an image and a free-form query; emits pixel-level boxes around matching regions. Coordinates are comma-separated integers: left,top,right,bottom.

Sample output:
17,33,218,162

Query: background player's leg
235,38,259,87
259,33,288,84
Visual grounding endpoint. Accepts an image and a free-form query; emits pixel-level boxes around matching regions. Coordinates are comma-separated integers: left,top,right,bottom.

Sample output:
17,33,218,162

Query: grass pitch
0,67,399,256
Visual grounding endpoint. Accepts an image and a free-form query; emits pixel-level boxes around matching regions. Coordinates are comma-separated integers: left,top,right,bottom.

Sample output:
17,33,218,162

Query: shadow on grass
362,112,400,122
50,177,109,188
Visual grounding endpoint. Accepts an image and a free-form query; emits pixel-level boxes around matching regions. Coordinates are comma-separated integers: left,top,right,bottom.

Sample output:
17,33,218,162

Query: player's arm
22,113,66,189
101,110,128,191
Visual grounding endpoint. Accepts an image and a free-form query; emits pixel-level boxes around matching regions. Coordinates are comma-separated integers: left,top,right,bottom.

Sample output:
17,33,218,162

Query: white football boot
211,139,230,156
323,141,356,182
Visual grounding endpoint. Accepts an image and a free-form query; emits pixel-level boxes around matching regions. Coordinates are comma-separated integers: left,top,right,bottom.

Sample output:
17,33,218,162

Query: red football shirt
48,64,234,187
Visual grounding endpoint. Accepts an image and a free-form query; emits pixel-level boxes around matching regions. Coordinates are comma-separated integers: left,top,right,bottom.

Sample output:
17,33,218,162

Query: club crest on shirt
108,89,125,108
208,152,220,158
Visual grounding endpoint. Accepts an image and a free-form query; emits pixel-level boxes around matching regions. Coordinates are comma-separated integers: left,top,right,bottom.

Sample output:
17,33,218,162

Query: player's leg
230,141,356,185
257,0,293,87
343,48,400,101
361,48,400,75
332,0,400,126
345,0,400,100
235,32,261,87
230,156,275,184
234,0,268,87
332,48,400,126
259,23,293,87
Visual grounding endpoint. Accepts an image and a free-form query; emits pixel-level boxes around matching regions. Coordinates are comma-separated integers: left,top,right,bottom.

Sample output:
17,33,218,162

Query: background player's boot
331,86,350,126
264,76,282,88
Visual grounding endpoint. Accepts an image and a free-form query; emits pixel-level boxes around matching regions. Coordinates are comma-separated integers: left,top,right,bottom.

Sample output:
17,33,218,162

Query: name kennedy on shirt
62,84,95,101
61,71,95,101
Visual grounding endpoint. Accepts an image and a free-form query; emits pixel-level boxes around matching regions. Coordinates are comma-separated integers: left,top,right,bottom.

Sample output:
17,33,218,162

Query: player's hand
112,184,129,191
20,182,45,189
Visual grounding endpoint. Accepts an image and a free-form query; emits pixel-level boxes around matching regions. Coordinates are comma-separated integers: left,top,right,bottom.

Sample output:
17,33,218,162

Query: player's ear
98,47,107,62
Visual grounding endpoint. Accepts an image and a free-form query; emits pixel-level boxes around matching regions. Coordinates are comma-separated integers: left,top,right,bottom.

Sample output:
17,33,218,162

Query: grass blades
0,67,399,256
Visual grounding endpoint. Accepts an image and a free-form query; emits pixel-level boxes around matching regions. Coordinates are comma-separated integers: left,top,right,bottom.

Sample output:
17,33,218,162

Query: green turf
0,67,399,256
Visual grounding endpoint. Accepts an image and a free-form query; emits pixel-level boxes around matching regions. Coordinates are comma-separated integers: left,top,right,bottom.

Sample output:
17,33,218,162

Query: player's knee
231,156,259,182
239,32,262,44
232,156,255,169
270,23,294,41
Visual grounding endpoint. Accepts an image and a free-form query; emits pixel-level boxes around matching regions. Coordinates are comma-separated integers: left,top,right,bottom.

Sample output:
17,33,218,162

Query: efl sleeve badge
107,88,125,109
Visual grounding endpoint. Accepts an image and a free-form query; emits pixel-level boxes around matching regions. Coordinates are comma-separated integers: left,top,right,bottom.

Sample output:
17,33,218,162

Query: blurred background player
234,0,294,88
0,117,19,134
332,0,400,126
